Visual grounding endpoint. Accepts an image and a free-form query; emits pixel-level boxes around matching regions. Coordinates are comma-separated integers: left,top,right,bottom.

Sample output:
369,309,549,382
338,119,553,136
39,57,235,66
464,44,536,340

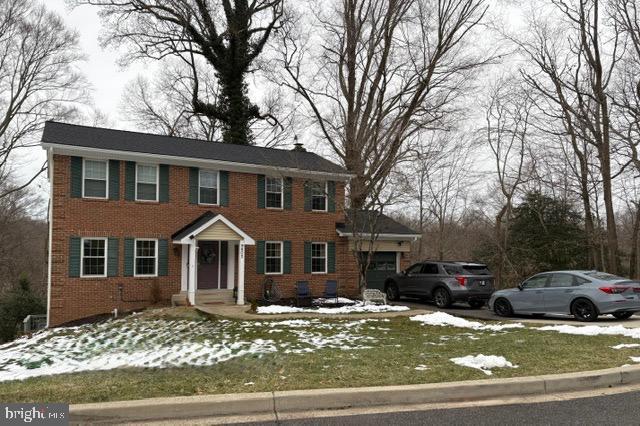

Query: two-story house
42,122,419,326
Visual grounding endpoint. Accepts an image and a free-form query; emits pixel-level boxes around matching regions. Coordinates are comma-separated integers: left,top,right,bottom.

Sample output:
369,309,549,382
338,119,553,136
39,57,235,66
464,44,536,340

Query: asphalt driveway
397,298,640,328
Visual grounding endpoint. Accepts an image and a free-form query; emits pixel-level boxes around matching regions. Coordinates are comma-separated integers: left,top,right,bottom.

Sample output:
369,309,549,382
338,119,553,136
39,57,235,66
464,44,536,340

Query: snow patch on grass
611,343,640,350
410,312,524,331
538,324,640,339
0,317,386,382
450,354,518,376
257,302,409,315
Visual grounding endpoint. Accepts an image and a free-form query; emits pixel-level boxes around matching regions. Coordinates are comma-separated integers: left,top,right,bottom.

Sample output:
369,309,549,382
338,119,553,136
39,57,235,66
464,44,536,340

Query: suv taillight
455,276,467,286
599,286,629,294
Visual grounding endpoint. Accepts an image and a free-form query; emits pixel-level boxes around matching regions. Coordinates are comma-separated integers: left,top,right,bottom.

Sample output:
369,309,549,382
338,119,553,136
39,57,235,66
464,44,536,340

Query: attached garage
336,212,420,291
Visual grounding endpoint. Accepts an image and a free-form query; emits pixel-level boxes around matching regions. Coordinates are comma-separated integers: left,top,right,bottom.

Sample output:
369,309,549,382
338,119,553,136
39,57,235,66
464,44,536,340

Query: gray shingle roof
41,122,350,176
336,211,420,236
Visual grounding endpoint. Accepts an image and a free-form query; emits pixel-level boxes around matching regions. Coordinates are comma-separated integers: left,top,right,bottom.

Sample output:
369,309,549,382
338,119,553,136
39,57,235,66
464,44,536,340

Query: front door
510,274,549,313
197,241,228,289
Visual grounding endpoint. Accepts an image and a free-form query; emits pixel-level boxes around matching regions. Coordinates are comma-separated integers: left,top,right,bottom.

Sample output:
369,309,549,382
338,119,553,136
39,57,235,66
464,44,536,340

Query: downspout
46,148,54,328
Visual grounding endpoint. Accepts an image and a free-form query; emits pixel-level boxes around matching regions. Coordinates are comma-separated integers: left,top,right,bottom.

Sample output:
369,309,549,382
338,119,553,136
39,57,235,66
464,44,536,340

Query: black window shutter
283,241,292,274
159,164,169,203
70,157,82,198
124,238,134,276
328,181,336,212
304,181,312,211
220,171,229,206
69,237,81,277
108,160,120,200
327,241,336,273
304,241,312,273
256,240,265,274
257,175,265,209
189,167,199,204
124,162,136,201
284,177,293,210
107,238,119,276
158,239,168,276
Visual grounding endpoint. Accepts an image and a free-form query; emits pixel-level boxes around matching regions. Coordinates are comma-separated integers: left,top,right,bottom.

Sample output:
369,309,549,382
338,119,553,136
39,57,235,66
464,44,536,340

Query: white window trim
135,163,159,202
311,181,328,212
311,241,328,274
264,241,283,275
198,169,220,206
82,158,109,200
80,237,108,278
134,238,159,277
265,176,284,210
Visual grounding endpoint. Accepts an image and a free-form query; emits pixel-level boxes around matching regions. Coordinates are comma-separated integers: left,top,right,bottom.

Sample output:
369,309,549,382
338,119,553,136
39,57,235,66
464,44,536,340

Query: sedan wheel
571,299,598,322
612,311,634,320
493,298,513,317
433,288,452,308
385,283,399,301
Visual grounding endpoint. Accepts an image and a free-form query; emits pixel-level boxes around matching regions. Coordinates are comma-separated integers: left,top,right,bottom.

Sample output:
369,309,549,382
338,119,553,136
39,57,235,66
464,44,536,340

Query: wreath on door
200,248,216,264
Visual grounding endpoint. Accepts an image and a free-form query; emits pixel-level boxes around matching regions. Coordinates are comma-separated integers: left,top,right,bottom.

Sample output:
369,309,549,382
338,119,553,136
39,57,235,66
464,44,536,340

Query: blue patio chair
296,280,313,307
323,280,339,304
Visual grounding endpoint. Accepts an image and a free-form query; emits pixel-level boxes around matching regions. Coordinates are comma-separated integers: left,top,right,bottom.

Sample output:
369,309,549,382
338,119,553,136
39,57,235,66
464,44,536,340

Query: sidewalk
196,303,429,320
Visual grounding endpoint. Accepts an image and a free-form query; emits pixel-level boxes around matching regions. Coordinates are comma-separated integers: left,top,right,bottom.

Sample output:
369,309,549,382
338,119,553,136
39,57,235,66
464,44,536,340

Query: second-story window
265,177,283,209
199,170,218,205
136,164,158,201
311,181,327,211
83,159,108,198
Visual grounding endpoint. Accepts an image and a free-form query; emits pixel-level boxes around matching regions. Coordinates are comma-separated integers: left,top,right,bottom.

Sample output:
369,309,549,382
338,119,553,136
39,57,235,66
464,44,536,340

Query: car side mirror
401,270,407,276
517,283,524,291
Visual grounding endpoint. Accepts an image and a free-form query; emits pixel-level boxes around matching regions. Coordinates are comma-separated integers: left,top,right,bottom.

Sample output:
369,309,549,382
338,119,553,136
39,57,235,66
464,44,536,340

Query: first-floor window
135,239,157,276
311,242,327,274
82,238,107,277
265,177,283,209
265,241,282,274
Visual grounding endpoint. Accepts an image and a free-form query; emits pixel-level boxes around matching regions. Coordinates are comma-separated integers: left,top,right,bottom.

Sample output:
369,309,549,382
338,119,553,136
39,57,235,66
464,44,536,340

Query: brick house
42,122,419,326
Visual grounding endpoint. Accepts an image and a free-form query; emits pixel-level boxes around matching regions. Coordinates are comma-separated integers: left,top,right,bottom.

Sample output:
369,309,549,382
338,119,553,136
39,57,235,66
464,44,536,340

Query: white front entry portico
172,212,255,306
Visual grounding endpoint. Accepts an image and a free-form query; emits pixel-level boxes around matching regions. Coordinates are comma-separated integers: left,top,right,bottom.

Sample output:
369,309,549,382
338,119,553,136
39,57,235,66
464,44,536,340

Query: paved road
239,390,640,426
397,298,640,327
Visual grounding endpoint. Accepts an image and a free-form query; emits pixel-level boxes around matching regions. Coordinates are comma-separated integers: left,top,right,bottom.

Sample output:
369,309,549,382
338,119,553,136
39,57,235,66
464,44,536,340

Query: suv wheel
385,282,399,301
433,287,452,308
571,298,598,322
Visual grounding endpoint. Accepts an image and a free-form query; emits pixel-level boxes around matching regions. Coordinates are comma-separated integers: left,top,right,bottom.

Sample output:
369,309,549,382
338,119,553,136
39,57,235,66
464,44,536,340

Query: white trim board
43,143,353,181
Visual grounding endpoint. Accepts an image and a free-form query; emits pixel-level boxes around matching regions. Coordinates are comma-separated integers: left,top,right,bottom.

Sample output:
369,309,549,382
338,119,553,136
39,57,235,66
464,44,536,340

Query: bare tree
122,62,220,140
513,0,623,273
277,0,490,211
482,78,535,287
0,0,85,198
81,0,284,145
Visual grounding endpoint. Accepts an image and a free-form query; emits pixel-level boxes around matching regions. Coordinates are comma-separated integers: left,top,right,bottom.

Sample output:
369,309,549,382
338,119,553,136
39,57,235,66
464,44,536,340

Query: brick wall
49,154,361,326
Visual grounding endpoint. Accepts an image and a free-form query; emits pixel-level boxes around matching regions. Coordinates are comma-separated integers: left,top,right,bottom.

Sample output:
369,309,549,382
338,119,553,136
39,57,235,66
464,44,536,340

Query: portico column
188,241,197,305
237,242,245,305
181,244,188,292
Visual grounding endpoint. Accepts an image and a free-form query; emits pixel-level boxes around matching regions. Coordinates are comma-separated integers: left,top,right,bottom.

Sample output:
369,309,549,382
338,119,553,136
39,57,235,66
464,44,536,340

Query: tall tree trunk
630,204,640,279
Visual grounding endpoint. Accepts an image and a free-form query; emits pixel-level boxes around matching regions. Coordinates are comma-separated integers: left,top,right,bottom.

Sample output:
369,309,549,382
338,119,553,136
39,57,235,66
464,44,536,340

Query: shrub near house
42,122,417,326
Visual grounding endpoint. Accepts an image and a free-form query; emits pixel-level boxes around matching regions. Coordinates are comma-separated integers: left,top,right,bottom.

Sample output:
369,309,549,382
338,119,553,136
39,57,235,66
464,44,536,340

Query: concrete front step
171,290,235,306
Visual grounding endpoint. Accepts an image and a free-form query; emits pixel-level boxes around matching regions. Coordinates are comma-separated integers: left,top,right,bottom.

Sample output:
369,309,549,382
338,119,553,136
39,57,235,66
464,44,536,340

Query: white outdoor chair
363,289,387,305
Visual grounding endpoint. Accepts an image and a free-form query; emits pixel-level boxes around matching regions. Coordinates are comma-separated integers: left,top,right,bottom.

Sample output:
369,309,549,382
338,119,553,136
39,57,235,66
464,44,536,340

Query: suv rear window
460,264,491,275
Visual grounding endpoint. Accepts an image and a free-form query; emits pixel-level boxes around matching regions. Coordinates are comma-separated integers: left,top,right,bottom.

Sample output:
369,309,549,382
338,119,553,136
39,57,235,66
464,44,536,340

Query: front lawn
1,308,639,403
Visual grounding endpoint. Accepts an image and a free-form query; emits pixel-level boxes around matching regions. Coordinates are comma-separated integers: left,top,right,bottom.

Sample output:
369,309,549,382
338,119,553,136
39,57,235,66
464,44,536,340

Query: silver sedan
488,271,640,321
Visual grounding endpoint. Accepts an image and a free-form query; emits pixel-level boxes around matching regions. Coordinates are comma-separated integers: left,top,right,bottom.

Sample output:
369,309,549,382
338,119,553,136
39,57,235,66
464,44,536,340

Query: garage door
365,252,397,291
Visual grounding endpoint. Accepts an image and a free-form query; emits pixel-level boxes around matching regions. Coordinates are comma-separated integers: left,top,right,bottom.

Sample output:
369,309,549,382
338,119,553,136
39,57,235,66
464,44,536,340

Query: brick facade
49,154,360,326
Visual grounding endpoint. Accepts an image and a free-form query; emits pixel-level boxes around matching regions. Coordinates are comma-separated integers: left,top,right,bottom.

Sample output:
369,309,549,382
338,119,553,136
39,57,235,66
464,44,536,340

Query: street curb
70,365,640,422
